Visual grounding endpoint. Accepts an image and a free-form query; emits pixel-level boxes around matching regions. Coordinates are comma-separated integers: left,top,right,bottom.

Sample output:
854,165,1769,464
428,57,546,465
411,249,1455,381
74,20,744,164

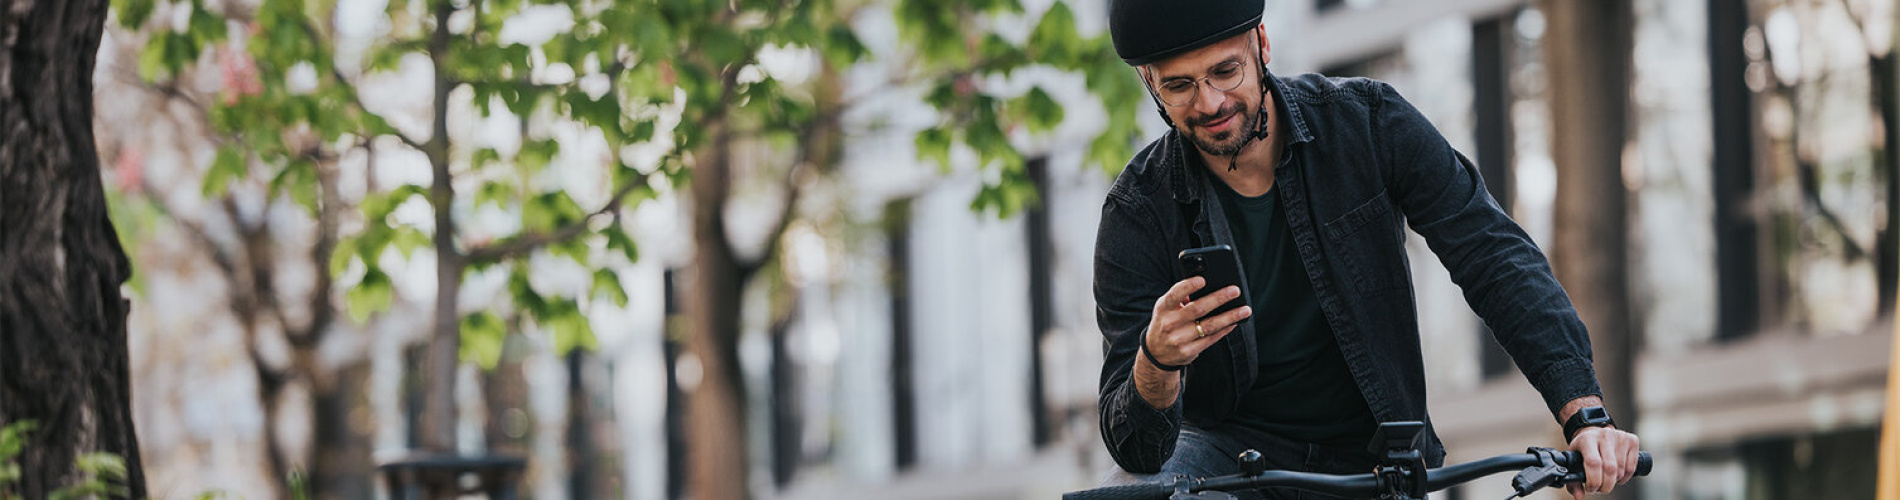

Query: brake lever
1505,447,1571,498
1507,463,1567,497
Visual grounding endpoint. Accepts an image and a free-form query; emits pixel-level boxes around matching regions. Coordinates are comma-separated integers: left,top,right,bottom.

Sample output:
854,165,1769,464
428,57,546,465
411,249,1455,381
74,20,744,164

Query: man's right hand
1133,276,1252,408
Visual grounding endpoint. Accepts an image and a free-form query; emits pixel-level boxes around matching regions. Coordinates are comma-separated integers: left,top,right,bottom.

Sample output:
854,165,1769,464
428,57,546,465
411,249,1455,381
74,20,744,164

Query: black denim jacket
1093,72,1602,473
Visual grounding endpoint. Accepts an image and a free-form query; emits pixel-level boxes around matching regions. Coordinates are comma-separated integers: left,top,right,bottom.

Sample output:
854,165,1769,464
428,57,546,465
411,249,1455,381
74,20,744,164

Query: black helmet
1109,0,1265,66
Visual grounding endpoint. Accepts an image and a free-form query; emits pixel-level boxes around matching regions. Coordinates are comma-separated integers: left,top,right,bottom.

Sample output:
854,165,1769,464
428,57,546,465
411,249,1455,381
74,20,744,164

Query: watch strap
1563,405,1614,442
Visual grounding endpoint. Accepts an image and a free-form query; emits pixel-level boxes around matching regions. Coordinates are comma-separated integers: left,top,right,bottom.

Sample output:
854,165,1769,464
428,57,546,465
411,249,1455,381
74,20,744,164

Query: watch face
1582,406,1610,424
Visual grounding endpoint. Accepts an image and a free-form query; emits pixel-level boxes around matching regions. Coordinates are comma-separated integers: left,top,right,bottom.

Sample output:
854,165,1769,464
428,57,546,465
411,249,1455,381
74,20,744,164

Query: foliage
898,0,1145,216
0,421,129,500
108,0,1141,360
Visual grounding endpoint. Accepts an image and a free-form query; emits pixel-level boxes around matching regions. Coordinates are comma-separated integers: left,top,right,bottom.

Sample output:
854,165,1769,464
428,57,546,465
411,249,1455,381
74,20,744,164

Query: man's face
1145,29,1271,157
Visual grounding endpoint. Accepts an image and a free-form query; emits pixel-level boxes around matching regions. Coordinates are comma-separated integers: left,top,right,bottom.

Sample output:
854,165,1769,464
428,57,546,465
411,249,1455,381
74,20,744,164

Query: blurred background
72,0,1896,498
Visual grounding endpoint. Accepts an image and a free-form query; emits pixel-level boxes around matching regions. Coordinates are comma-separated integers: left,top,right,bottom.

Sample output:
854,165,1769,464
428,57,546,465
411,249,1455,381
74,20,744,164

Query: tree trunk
420,0,462,454
0,0,147,497
482,333,531,457
1542,1,1638,499
309,361,375,500
1872,52,1899,316
564,350,594,499
687,122,750,500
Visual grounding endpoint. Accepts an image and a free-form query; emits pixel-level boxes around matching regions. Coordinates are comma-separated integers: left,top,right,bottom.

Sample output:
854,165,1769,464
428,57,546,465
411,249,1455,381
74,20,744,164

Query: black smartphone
1177,244,1249,322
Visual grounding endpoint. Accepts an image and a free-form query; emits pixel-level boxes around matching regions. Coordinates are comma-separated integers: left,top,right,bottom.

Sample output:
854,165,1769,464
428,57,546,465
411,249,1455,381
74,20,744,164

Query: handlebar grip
1558,451,1654,483
1062,482,1173,500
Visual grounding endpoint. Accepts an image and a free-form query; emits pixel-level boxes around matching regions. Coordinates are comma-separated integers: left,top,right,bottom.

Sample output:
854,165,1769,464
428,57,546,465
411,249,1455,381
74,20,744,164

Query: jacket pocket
1322,190,1409,293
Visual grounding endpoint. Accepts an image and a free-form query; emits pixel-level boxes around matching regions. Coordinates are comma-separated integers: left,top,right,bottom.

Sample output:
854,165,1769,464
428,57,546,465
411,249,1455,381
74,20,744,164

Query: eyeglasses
1150,59,1248,107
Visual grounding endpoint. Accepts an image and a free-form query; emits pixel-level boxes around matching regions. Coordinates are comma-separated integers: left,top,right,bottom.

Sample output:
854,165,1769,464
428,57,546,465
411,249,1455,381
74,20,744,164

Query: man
1091,1,1642,499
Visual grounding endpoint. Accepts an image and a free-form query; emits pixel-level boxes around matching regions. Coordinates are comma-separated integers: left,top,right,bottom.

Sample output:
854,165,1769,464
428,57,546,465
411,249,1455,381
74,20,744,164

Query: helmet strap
1223,42,1273,172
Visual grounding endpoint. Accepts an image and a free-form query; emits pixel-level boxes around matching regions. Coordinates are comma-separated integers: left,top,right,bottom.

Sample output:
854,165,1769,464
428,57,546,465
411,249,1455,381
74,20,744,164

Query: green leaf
522,192,585,231
977,34,1027,74
1029,1,1079,61
474,180,513,209
329,237,358,275
0,420,36,464
605,227,640,263
460,311,508,369
592,269,629,307
700,29,747,66
820,25,867,67
202,147,247,197
362,184,428,224
344,268,394,322
74,453,127,482
507,267,548,316
390,227,431,259
269,158,320,216
517,139,560,174
628,119,657,143
542,299,596,355
552,235,592,264
472,148,503,170
187,4,229,45
914,127,952,170
1017,86,1064,134
113,0,156,28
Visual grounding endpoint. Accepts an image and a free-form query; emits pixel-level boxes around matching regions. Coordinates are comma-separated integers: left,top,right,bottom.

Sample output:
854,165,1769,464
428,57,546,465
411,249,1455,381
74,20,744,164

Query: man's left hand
1565,425,1640,499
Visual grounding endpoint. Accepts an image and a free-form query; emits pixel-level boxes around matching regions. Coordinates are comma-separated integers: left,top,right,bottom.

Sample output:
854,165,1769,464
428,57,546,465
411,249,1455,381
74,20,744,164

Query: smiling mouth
1201,114,1236,131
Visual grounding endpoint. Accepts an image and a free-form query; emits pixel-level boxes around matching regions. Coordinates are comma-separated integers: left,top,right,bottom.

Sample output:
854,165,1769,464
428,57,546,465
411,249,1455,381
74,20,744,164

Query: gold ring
1195,321,1206,338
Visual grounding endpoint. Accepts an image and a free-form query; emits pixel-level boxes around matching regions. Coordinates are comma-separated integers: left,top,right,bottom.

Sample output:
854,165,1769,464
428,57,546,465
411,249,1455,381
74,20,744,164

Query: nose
1191,80,1228,116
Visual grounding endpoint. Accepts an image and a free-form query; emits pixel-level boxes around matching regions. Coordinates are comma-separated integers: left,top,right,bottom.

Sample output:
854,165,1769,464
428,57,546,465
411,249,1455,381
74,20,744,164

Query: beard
1182,99,1262,157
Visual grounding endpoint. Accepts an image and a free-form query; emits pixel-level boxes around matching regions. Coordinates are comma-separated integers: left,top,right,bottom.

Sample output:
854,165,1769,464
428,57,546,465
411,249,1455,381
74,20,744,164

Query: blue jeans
1100,425,1384,500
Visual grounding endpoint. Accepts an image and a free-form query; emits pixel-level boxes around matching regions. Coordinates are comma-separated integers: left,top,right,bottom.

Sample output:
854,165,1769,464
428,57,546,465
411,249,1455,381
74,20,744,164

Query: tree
0,0,147,498
1542,0,1637,499
124,1,1140,500
650,1,1139,497
116,0,660,463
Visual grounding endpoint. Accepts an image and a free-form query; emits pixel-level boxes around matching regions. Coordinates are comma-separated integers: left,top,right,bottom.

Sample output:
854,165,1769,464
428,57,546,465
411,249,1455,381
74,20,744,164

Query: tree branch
285,142,349,350
291,15,431,152
737,61,845,278
463,172,652,264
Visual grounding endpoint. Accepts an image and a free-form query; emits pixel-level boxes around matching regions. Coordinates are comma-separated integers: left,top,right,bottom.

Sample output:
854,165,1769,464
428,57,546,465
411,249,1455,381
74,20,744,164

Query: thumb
1568,483,1585,499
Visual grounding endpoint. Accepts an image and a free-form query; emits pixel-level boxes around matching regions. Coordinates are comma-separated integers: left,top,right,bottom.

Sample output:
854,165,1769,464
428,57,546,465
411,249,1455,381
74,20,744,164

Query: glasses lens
1153,61,1248,107
1158,83,1194,107
1210,62,1245,92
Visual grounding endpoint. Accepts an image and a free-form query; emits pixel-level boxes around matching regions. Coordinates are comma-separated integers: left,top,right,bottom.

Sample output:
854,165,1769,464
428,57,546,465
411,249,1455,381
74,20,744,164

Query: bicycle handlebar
1064,449,1651,500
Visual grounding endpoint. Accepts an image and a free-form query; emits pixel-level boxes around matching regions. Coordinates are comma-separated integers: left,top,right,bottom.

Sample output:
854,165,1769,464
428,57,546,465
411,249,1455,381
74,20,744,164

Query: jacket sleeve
1093,189,1185,473
1371,82,1603,418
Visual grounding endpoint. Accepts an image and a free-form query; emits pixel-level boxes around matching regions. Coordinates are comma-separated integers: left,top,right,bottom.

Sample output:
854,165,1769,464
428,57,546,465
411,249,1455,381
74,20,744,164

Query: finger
1153,277,1208,314
1197,303,1254,334
1579,435,1604,495
1619,435,1641,485
1595,437,1618,494
1185,285,1242,318
1185,306,1252,350
1566,483,1583,500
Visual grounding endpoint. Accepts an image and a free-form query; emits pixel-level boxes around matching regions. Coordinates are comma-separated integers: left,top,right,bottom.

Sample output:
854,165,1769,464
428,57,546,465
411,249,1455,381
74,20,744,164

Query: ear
1256,24,1273,66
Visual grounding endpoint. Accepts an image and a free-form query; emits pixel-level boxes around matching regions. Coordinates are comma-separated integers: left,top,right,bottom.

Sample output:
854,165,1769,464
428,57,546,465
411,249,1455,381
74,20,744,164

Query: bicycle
1063,421,1652,500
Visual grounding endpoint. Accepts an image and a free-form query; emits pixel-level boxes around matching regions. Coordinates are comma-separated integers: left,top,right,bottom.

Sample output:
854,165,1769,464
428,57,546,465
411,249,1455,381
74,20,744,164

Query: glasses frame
1142,32,1263,108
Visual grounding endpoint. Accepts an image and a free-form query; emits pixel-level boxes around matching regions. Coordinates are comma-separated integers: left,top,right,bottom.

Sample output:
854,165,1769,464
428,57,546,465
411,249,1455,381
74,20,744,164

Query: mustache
1188,102,1246,128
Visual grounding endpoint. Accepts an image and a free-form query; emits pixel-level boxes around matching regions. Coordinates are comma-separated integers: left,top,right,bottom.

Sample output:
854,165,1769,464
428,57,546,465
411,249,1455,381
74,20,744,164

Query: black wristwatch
1563,405,1615,442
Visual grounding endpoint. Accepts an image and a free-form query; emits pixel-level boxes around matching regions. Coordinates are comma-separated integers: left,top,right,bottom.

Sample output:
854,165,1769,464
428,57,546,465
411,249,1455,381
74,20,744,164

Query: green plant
0,421,129,500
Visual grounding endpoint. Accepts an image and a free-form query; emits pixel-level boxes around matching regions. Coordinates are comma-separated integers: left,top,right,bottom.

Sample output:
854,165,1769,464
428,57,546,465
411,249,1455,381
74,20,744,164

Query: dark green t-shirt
1211,173,1377,446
